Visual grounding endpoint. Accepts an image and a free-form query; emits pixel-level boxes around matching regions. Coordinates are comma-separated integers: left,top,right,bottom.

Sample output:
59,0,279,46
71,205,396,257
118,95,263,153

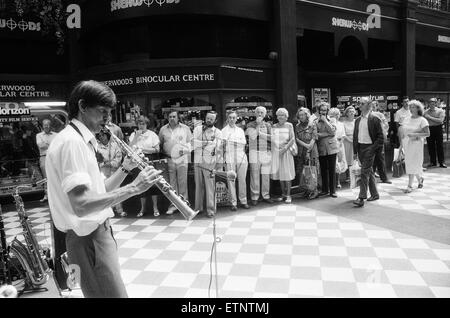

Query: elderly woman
342,106,356,170
328,108,347,189
271,107,296,203
129,115,161,217
295,107,319,199
398,100,430,193
316,102,339,198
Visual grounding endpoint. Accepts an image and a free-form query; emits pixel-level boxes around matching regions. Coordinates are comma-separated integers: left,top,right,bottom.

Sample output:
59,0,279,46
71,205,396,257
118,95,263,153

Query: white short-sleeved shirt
46,119,114,236
394,107,411,126
129,130,160,154
221,125,247,164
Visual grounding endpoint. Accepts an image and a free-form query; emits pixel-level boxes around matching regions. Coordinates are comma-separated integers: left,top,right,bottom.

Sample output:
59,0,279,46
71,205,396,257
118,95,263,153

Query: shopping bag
349,161,361,189
392,148,405,178
302,158,318,192
289,142,298,156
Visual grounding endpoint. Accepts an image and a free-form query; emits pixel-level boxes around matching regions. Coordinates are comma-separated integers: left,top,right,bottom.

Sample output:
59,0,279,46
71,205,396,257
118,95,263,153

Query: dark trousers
372,143,388,182
66,219,128,298
358,144,379,199
319,154,337,194
427,125,445,165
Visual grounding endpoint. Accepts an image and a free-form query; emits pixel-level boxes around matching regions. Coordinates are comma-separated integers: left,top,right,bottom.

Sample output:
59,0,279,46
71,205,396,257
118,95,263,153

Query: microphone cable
208,171,221,299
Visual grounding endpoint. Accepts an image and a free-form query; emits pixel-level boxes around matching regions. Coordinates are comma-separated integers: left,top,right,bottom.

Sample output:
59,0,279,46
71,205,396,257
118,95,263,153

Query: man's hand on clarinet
132,166,162,194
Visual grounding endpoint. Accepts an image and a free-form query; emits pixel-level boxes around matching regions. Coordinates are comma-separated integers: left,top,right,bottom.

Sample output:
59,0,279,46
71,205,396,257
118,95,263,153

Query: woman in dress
129,115,161,217
342,106,356,176
316,102,339,198
295,107,319,199
398,100,430,193
97,130,126,217
271,108,296,203
328,107,347,189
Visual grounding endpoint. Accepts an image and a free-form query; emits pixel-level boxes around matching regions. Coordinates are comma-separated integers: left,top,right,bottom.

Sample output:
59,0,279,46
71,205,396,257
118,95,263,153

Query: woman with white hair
271,107,296,203
398,100,430,193
342,106,356,169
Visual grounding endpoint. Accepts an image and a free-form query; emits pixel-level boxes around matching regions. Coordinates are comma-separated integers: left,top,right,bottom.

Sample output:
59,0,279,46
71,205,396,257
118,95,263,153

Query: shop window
224,95,274,130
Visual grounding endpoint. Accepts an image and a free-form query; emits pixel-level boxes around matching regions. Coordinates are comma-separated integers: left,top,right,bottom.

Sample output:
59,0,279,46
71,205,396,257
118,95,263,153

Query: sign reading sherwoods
99,69,218,92
0,18,41,32
0,85,50,98
110,0,180,12
331,4,381,32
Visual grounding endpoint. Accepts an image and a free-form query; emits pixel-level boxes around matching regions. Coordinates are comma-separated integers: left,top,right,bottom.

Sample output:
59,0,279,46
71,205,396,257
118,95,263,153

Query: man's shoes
250,200,258,206
427,163,437,168
381,180,392,184
285,196,292,204
330,193,337,198
230,206,238,211
207,212,215,218
374,173,380,178
440,164,447,168
318,191,328,197
273,197,284,202
241,204,250,209
353,198,365,207
262,198,274,204
367,195,380,202
166,206,177,215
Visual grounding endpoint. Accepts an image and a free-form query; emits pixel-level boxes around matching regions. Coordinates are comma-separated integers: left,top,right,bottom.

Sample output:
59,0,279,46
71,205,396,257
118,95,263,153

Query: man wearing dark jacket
353,97,385,207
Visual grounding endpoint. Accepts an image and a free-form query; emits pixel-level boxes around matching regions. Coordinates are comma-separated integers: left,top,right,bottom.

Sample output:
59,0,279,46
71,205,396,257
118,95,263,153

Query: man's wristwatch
121,166,130,174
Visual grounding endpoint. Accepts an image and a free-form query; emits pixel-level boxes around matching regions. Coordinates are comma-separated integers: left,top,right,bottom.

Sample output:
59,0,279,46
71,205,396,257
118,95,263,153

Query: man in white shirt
193,111,222,217
221,111,249,211
46,80,161,297
353,97,385,207
245,106,273,206
394,97,411,130
159,111,193,214
36,118,57,202
424,97,447,168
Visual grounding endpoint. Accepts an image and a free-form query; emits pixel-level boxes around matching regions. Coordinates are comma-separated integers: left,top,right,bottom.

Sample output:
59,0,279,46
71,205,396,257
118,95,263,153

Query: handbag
392,149,405,178
289,142,298,156
349,161,361,189
302,157,318,192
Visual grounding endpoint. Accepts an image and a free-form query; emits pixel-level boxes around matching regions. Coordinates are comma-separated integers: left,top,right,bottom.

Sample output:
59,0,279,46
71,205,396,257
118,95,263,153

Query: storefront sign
99,69,217,92
111,0,181,12
0,85,51,99
438,35,450,44
0,18,41,33
331,4,380,32
84,0,270,30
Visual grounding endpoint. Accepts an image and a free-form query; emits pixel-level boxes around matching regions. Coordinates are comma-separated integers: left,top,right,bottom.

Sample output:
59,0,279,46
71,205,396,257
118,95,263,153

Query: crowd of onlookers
34,95,447,216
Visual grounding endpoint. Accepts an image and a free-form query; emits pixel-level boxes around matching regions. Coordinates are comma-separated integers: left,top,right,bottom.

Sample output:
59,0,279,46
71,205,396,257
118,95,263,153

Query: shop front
0,80,68,201
83,59,276,135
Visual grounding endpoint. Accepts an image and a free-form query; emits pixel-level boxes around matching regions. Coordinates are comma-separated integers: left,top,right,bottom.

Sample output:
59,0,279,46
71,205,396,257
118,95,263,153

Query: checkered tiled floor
339,170,450,219
1,169,450,298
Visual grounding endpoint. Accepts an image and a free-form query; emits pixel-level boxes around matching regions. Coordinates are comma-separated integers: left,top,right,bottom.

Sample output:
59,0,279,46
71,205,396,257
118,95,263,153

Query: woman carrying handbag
295,107,319,200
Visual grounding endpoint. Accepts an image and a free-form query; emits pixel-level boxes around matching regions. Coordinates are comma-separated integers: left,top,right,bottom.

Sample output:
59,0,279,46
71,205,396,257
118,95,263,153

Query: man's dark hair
68,80,116,120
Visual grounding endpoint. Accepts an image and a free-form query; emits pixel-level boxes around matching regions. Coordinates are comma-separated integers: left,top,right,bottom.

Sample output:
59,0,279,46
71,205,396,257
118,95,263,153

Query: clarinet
0,204,11,285
102,126,199,221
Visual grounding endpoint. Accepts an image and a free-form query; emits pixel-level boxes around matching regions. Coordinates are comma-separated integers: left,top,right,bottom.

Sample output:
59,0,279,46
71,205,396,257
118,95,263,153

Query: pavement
1,166,449,298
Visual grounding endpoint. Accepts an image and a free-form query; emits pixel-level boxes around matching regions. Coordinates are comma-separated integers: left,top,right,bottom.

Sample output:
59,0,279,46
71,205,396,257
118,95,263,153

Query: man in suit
353,97,385,207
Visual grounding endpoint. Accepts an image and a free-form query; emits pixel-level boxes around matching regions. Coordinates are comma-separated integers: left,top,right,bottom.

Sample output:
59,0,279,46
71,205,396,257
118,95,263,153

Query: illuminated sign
110,0,181,12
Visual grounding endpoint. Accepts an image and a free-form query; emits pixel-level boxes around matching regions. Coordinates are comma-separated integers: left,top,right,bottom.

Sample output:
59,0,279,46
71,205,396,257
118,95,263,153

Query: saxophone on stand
8,180,52,294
